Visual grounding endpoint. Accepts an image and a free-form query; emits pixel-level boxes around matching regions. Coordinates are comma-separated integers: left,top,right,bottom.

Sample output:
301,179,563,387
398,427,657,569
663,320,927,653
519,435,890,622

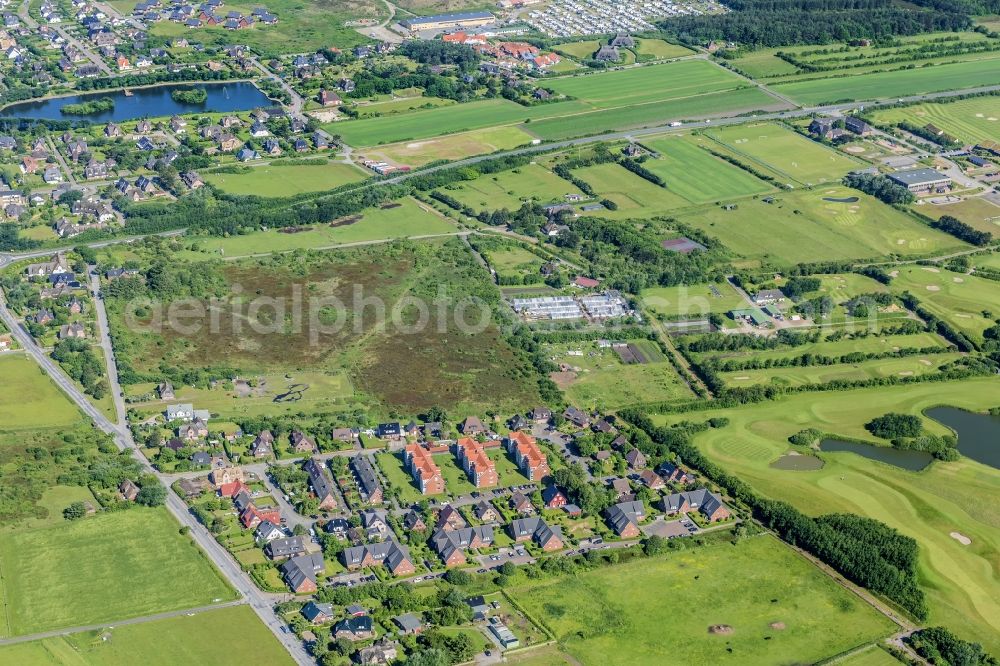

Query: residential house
393,613,423,635
281,552,324,593
455,437,498,487
250,430,274,457
254,520,284,543
265,535,307,560
529,406,551,423
563,406,590,428
352,456,383,504
403,509,426,532
472,499,499,523
340,539,415,576
178,418,208,440
661,488,731,522
119,478,140,501
210,465,244,488
459,416,486,435
435,505,467,531
301,601,335,624
404,444,444,495
639,469,665,490
541,486,567,509
605,500,646,538
505,431,550,481
510,492,534,515
659,462,694,485
360,509,389,541
358,640,399,666
290,430,317,454
431,526,493,566
166,403,195,421
304,458,337,510
625,448,646,470
509,517,563,552
376,422,401,439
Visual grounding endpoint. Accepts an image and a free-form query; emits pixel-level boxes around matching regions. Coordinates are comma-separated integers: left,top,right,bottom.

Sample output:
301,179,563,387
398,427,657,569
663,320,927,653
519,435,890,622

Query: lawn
375,452,426,502
650,377,1000,651
728,50,800,78
639,135,774,203
202,162,368,197
837,646,904,666
0,605,294,665
641,281,747,318
443,163,584,212
678,187,965,266
0,508,235,637
704,123,861,186
510,535,895,665
367,126,534,167
718,352,964,388
0,354,82,431
872,96,1000,145
487,449,531,487
635,38,693,59
890,266,1000,342
182,197,459,258
573,163,690,216
773,55,1000,105
546,340,694,410
552,40,601,59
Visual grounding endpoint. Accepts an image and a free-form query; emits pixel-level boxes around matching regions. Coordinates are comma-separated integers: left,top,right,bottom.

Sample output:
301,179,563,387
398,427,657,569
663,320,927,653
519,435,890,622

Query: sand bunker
953,277,964,283
769,622,786,630
844,146,866,153
709,625,734,635
889,270,899,278
922,267,940,273
898,371,914,376
926,285,941,291
950,532,971,545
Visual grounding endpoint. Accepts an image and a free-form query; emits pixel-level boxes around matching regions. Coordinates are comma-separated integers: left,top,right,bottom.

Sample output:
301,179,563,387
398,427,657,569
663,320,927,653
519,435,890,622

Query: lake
1,82,272,122
820,438,933,471
926,406,1000,470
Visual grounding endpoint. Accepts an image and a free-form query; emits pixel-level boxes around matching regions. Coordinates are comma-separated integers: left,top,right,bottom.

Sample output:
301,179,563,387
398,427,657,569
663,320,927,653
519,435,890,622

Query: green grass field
375,452,426,502
546,340,693,410
444,163,584,212
202,162,367,197
0,605,294,666
890,266,1000,341
871,97,1000,145
574,163,691,216
696,332,948,365
678,186,964,266
368,126,534,167
181,197,458,258
484,246,546,284
511,535,895,665
641,281,747,317
552,41,601,59
727,50,800,78
650,378,1000,651
638,136,774,203
836,646,905,666
773,56,1000,105
704,123,861,186
719,352,964,388
916,197,1000,234
0,355,82,431
635,39,693,59
0,508,234,636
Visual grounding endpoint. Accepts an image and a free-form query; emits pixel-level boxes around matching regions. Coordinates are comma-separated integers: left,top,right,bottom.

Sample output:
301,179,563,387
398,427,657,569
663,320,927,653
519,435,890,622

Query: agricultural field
366,126,535,167
201,162,368,197
637,136,774,203
726,50,800,78
641,281,747,318
718,351,965,388
545,339,694,410
348,95,457,119
650,378,1000,651
573,163,691,216
510,535,895,666
0,354,82,431
635,39,693,59
889,266,1000,342
181,197,459,258
0,605,294,666
871,96,1000,145
678,187,964,267
916,197,1000,234
703,123,861,186
773,56,1000,105
0,508,234,637
442,163,584,212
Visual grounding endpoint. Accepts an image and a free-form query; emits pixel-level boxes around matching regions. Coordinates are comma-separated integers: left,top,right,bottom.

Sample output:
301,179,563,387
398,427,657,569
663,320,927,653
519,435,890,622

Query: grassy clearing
202,163,368,197
727,51,800,78
368,126,534,167
181,197,458,258
484,246,546,284
635,39,693,59
443,163,583,212
552,40,601,59
871,97,1000,145
704,122,861,186
574,163,690,216
511,535,894,665
0,508,234,637
679,187,963,266
545,340,693,410
0,605,294,665
0,355,82,431
772,56,1000,105
650,378,1000,651
718,351,964,388
638,135,773,203
890,266,1000,342
641,281,747,317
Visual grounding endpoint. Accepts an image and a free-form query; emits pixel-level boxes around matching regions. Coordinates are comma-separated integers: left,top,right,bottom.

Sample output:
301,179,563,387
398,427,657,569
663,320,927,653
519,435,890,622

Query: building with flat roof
401,10,494,32
887,168,951,193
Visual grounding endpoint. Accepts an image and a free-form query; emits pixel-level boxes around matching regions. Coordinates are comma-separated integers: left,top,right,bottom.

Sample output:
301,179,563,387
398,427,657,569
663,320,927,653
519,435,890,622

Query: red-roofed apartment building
505,431,551,481
404,444,445,495
455,438,498,488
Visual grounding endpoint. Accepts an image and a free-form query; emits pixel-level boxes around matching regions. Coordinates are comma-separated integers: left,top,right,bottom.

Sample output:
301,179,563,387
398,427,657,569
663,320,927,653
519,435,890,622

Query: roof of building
887,168,951,186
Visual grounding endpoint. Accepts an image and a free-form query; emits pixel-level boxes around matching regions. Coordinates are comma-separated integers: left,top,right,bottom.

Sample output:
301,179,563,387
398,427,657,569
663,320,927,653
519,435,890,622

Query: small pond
926,406,1000,470
819,438,933,471
770,451,825,470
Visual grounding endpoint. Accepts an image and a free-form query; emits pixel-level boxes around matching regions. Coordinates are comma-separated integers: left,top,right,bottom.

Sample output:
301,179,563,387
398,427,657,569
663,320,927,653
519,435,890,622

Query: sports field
871,97,1000,145
719,352,964,388
0,355,81,431
773,56,1000,105
641,281,746,317
201,162,367,197
0,508,234,636
678,187,963,266
704,123,861,185
574,163,691,216
182,197,459,258
639,136,774,203
510,535,895,665
650,378,1000,651
890,266,1000,341
0,605,294,666
368,126,534,167
444,163,584,212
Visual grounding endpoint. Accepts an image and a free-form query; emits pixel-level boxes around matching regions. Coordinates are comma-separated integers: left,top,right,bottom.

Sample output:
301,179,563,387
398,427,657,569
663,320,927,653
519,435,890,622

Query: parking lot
642,516,699,539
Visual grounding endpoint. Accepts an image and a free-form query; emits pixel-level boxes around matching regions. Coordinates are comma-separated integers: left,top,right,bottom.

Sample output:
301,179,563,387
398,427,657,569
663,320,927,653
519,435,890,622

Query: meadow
0,355,82,431
367,126,534,167
201,162,368,197
696,332,948,365
511,535,895,666
704,123,861,186
678,187,963,266
552,40,602,59
637,136,774,203
574,163,691,216
773,56,1000,105
889,266,1000,341
635,39,693,59
0,605,294,666
641,281,747,317
443,163,583,212
871,97,1000,145
650,378,1000,651
0,508,234,636
728,50,800,78
718,351,964,388
483,245,546,284
917,197,1000,234
181,197,459,258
